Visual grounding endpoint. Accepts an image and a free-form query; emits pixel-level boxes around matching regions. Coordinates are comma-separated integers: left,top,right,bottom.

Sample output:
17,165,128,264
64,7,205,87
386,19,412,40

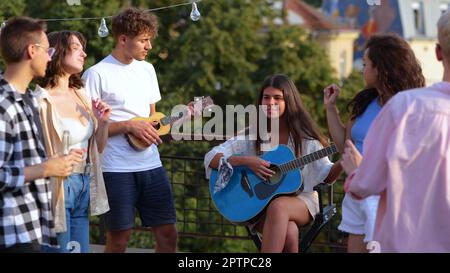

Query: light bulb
190,2,201,21
98,18,109,38
66,0,81,6
1,21,6,30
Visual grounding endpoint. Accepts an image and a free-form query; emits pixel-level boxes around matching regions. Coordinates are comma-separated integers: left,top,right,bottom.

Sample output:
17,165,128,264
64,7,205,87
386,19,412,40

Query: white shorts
297,191,320,220
338,194,380,242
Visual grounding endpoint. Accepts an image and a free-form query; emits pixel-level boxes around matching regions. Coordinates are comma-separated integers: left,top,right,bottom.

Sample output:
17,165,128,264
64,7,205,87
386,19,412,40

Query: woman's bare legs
255,196,311,253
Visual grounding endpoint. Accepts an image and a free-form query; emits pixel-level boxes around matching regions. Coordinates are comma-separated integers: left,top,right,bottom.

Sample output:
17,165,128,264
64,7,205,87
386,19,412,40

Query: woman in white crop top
35,31,112,253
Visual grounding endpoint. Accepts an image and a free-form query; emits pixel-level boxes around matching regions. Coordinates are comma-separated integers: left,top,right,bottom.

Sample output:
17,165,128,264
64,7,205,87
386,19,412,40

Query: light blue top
351,97,382,154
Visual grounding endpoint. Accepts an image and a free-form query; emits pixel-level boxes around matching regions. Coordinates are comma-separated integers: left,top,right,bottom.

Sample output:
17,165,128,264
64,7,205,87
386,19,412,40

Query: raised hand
91,98,112,123
187,101,203,117
323,84,341,109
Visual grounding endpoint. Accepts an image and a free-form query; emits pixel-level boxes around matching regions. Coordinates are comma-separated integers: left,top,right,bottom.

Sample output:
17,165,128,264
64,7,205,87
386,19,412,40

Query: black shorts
102,167,176,231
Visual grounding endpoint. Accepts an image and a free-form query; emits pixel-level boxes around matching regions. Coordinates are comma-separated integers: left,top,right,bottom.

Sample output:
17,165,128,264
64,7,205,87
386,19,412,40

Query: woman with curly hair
323,33,425,252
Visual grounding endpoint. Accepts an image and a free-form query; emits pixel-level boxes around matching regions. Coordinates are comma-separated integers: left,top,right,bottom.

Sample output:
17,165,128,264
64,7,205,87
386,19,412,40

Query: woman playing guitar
205,74,342,253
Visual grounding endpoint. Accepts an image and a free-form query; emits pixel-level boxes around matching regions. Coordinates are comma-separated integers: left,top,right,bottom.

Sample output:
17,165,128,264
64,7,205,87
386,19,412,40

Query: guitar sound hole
264,164,282,185
154,123,161,130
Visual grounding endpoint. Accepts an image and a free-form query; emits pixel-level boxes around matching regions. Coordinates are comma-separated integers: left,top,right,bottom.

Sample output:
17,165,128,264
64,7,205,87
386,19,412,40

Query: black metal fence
92,155,348,252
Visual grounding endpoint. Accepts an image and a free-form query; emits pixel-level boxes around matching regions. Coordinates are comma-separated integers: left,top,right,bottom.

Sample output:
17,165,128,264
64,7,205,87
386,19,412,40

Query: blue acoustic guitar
209,143,337,225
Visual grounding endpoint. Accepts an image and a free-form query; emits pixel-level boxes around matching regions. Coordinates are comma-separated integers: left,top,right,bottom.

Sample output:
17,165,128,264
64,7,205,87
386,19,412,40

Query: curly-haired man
83,8,177,253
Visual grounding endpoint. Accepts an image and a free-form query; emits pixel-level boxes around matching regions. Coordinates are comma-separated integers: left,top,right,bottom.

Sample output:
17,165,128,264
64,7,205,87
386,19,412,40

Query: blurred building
320,0,449,85
281,0,360,79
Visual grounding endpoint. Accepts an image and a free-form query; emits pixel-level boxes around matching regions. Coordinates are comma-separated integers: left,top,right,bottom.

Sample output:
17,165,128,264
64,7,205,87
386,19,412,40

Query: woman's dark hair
347,88,378,119
348,33,425,120
255,74,327,157
36,30,86,89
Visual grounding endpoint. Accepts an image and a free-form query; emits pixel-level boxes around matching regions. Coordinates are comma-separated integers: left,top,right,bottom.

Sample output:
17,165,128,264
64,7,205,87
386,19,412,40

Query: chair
246,183,337,252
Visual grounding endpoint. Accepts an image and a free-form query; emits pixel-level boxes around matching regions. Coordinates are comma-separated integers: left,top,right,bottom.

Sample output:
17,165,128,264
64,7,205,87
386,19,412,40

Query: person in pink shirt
341,11,450,252
323,33,425,253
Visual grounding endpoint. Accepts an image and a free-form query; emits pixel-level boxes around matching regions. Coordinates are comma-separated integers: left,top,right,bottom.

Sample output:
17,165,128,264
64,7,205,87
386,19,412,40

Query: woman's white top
204,136,333,193
57,116,94,159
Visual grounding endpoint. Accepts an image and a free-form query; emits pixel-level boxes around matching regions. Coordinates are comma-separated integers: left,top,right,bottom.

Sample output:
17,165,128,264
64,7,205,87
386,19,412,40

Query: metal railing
92,155,347,252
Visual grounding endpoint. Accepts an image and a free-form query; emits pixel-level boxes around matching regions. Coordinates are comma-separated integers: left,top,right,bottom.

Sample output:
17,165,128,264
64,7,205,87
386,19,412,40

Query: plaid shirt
0,77,56,248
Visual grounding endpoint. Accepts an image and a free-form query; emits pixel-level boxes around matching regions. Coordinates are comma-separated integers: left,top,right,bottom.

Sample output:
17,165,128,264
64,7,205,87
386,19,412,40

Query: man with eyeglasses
34,43,56,59
0,16,83,252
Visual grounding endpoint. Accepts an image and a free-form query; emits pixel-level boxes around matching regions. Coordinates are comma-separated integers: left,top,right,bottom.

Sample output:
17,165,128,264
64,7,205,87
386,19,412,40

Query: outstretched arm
324,84,349,152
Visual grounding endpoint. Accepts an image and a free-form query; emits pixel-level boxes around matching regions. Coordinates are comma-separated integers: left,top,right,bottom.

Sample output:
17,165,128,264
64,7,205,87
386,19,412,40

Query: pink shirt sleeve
345,104,396,198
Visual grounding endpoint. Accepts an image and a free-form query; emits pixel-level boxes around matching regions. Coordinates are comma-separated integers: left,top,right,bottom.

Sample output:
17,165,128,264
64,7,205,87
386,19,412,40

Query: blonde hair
438,11,450,59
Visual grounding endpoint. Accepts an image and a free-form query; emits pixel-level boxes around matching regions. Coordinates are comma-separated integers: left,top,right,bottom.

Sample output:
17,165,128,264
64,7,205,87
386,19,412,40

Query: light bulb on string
0,21,5,37
190,2,201,21
98,18,109,38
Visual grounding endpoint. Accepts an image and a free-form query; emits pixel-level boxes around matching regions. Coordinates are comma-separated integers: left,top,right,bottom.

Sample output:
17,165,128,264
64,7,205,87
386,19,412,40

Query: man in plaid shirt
0,17,84,252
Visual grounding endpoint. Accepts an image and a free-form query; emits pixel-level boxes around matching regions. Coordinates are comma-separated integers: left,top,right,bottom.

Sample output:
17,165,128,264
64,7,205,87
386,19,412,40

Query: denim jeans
43,173,90,253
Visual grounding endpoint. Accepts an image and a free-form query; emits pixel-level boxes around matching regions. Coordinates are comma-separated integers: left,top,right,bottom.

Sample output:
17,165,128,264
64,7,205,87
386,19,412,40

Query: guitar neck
159,96,213,126
279,144,337,173
160,110,186,126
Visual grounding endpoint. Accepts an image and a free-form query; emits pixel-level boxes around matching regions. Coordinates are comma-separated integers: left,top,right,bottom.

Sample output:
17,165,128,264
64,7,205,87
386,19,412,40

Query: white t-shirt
82,54,162,172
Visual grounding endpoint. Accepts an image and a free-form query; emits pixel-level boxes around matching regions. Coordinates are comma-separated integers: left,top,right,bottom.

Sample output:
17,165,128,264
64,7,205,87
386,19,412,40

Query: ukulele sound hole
264,164,283,185
154,123,161,130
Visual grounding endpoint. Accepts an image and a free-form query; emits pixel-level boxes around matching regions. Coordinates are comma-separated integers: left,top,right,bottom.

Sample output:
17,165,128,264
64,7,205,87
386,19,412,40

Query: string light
0,21,5,35
1,0,203,38
97,18,109,38
190,2,201,21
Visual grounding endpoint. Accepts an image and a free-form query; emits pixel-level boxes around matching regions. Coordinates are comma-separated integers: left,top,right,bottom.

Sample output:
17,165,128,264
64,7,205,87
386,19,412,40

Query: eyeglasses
34,43,56,59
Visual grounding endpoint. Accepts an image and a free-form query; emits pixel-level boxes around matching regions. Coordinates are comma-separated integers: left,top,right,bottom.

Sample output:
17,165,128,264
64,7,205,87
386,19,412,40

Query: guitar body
209,144,302,225
126,112,170,151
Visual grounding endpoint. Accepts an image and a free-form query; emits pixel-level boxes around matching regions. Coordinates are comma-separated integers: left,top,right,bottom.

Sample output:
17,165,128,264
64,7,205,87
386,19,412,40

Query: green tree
23,0,122,67
0,0,26,20
0,0,26,69
150,0,273,107
256,25,337,130
336,69,365,122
